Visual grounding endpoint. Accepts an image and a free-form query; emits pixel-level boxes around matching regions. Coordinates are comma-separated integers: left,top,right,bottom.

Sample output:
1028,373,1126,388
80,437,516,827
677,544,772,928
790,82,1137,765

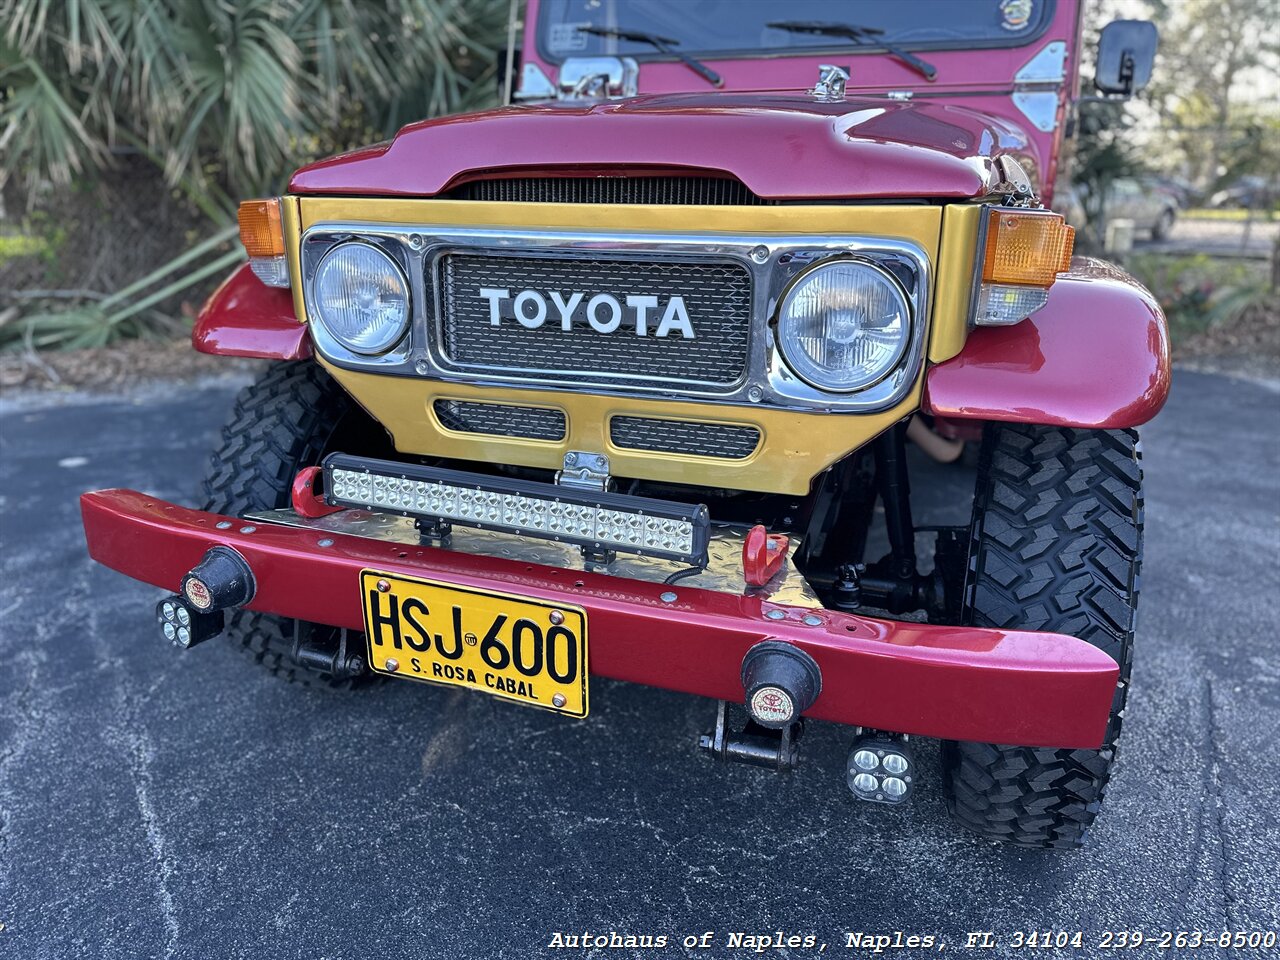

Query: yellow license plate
360,570,588,717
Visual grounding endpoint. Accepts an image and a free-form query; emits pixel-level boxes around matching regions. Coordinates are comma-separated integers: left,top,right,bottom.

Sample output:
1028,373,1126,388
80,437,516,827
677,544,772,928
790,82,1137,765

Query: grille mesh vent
433,400,566,441
438,252,752,389
446,176,770,206
610,417,761,460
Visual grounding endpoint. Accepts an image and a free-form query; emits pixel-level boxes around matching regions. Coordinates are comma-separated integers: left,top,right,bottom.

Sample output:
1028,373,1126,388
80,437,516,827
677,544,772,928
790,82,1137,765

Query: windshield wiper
578,25,723,88
767,20,937,82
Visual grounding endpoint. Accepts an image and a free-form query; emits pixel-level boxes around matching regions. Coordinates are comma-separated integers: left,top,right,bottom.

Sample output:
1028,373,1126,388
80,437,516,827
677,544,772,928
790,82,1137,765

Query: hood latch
811,64,850,102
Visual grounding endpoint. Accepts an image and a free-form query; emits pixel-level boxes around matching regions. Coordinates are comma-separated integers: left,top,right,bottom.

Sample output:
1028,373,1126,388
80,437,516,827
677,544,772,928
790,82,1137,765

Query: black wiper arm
578,25,723,88
767,20,937,82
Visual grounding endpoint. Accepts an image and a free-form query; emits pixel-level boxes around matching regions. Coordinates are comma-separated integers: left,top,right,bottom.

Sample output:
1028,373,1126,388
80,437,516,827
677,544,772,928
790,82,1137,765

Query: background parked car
1208,174,1279,211
1108,176,1181,239
1149,175,1197,209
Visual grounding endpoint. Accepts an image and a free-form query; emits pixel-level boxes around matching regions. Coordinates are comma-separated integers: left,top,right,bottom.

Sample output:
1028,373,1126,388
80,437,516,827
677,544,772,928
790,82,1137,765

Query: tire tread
943,423,1143,849
201,361,364,689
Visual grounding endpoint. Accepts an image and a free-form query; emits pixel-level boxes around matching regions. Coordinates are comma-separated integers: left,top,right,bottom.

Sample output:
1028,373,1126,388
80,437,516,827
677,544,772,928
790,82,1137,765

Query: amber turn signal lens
238,199,284,258
981,209,1074,287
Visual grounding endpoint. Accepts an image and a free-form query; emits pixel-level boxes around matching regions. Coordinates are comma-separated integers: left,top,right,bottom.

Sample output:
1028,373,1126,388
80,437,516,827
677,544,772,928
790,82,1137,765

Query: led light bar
322,453,711,565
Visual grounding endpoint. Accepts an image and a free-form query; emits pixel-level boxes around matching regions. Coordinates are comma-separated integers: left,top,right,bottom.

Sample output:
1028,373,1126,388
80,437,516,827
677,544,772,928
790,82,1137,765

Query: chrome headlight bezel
774,257,914,394
309,240,412,356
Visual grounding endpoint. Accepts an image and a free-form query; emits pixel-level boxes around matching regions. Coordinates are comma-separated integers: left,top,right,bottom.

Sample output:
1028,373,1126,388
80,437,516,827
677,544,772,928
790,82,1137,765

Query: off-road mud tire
201,361,375,689
942,423,1142,849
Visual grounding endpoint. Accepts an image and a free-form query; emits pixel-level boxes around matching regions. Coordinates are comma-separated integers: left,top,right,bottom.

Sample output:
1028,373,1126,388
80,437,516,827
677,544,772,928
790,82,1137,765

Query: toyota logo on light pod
740,640,822,729
478,287,697,338
184,576,214,610
750,685,796,724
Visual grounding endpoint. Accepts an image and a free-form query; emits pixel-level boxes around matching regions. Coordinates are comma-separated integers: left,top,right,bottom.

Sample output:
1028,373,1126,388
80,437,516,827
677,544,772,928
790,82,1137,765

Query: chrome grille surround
439,251,752,390
300,225,930,413
433,400,566,441
610,417,761,460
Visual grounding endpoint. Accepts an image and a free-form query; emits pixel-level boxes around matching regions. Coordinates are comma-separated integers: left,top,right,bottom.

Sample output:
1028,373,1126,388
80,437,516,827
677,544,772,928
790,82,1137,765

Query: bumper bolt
549,610,565,625
765,609,786,621
239,525,256,534
414,359,430,376
215,521,233,530
660,591,677,603
376,579,391,593
552,694,567,708
317,538,334,548
386,658,400,672
802,614,823,626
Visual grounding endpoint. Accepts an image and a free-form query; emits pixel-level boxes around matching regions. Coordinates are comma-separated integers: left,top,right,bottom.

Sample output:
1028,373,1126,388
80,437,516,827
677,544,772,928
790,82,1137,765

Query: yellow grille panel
318,363,921,495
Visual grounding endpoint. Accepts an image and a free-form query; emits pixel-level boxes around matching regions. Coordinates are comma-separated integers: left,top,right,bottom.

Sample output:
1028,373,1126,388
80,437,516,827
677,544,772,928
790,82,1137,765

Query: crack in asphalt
0,593,68,895
108,716,180,959
1200,676,1235,930
80,589,183,960
0,647,43,889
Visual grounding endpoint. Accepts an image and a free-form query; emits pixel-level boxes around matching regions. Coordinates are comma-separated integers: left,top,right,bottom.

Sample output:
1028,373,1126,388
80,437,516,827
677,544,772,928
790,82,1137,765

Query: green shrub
1126,253,1275,339
2,0,508,350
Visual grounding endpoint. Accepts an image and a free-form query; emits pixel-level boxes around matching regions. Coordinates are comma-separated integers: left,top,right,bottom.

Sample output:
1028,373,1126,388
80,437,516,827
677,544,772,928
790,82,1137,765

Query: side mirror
1095,20,1158,97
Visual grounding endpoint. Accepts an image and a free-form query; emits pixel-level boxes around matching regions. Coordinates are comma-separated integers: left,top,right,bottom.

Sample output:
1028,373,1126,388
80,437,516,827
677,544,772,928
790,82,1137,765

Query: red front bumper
80,489,1117,749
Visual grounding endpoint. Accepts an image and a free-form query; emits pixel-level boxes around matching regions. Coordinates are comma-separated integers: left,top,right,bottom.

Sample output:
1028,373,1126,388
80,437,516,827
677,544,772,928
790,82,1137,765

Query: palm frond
6,0,512,350
6,0,510,198
61,0,126,71
0,54,108,187
3,0,53,55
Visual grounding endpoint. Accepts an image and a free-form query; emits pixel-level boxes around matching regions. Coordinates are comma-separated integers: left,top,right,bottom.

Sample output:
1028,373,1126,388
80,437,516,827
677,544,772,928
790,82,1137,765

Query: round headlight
776,259,911,392
312,242,410,355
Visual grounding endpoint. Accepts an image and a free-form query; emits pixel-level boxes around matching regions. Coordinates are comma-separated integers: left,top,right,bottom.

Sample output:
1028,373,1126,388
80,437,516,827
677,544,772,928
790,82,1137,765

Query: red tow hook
742,524,790,587
291,466,343,519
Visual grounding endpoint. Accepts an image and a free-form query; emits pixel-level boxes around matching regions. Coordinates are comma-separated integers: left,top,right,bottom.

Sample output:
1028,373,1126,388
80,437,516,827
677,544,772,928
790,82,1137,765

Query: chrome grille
446,176,768,205
610,417,761,460
433,400,566,441
436,252,752,389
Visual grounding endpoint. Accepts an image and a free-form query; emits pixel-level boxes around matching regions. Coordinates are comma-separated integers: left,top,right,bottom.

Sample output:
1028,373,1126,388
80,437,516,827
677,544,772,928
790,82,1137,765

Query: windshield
538,0,1055,61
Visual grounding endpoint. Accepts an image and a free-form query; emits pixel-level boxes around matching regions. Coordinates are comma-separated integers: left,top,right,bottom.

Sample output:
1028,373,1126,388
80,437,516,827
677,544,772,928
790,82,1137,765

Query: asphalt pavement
1,367,1277,959
1134,216,1278,258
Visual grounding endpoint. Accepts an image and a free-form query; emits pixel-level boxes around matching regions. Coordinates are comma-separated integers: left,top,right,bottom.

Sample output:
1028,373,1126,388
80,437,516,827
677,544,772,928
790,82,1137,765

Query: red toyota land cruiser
81,0,1168,848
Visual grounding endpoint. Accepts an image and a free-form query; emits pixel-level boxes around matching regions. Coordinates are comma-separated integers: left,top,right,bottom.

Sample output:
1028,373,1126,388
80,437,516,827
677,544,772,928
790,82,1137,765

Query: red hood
288,92,1032,201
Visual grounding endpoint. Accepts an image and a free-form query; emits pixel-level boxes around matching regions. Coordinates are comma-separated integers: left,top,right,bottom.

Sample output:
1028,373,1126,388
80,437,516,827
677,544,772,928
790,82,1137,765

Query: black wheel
941,423,1143,849
201,361,390,687
1152,207,1175,240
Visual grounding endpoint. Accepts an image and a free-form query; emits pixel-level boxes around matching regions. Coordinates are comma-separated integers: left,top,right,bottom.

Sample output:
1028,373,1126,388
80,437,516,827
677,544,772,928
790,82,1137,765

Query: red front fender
924,257,1171,429
193,263,312,361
